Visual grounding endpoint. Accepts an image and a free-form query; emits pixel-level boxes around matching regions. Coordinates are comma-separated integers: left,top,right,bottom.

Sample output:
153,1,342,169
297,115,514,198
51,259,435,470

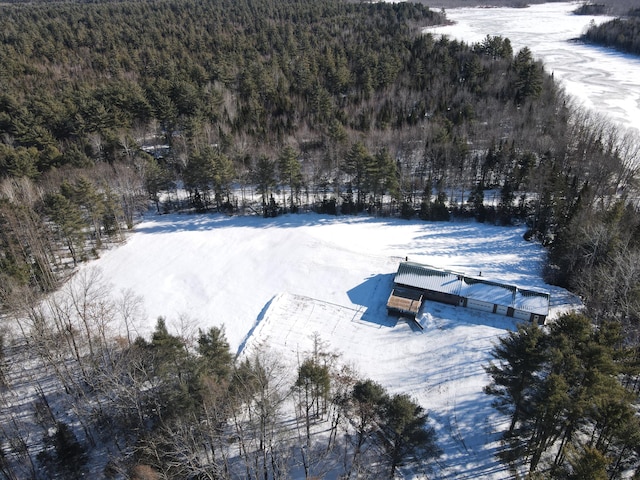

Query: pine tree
183,148,215,211
278,145,303,212
484,322,546,434
144,156,174,213
254,155,277,209
512,47,543,104
64,177,105,249
369,148,399,207
197,326,233,380
211,150,234,211
343,142,372,210
37,422,87,479
486,313,639,475
381,393,440,477
467,182,486,221
349,379,388,474
295,358,330,447
147,317,199,421
558,445,609,480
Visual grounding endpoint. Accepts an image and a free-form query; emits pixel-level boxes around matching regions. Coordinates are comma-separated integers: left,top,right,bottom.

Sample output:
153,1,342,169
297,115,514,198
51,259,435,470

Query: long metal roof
394,262,462,295
393,262,549,315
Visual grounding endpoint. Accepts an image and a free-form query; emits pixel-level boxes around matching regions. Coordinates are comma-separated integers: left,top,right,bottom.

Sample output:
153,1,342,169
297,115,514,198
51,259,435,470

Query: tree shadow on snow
135,211,408,235
429,394,507,479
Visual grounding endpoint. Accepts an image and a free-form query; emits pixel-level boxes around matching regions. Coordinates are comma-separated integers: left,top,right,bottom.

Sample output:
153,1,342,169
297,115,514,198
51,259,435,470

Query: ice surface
425,2,640,134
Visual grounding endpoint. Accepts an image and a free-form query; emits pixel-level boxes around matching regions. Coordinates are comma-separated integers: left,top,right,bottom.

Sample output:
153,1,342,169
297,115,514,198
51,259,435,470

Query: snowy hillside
75,212,578,478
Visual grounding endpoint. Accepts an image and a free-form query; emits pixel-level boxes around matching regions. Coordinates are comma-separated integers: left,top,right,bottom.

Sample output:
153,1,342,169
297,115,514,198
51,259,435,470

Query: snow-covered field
79,212,579,478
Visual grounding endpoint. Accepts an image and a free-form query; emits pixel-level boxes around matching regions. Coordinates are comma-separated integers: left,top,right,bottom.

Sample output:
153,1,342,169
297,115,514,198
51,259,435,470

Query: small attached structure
387,261,550,324
386,287,424,318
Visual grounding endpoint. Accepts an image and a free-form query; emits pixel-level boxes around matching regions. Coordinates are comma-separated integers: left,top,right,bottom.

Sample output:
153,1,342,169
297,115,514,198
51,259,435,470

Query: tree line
581,11,640,56
1,0,637,310
0,270,439,478
1,0,640,476
485,313,640,478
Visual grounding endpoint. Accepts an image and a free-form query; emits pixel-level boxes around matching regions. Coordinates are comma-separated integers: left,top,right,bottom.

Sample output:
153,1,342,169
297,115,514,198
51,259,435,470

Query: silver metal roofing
393,262,549,316
394,262,462,295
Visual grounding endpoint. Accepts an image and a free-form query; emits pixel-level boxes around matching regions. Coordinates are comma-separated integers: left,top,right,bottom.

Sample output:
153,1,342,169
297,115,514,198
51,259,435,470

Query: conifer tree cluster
582,13,640,56
0,0,640,476
1,0,637,310
485,313,640,477
0,302,442,477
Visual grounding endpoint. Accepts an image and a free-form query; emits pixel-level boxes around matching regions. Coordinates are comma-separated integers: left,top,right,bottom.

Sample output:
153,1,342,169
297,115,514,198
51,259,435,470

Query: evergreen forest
1,0,640,477
582,10,640,56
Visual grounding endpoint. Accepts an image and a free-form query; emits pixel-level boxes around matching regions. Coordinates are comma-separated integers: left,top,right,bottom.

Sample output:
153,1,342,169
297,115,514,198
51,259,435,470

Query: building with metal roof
387,261,550,324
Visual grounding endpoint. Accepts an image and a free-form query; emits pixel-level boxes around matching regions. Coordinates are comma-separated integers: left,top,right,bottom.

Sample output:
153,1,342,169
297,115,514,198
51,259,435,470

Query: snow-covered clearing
72,212,579,478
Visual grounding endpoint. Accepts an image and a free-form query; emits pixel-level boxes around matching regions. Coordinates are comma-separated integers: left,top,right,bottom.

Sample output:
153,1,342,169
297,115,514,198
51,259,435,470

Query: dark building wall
393,273,548,324
421,290,460,306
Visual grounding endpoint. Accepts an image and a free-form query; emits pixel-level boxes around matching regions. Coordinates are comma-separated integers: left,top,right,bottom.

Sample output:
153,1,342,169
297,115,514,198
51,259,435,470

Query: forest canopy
581,14,640,55
1,0,639,326
2,0,640,477
0,0,639,324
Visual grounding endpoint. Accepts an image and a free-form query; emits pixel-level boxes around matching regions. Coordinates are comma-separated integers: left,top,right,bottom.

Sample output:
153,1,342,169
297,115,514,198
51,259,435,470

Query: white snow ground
77,212,579,479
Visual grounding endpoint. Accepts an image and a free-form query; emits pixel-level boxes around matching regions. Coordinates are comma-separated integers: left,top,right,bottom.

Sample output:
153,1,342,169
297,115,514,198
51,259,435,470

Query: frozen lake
425,2,640,134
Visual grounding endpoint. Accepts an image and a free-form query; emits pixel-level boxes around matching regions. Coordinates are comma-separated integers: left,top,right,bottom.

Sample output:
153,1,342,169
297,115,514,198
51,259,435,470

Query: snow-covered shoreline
425,2,640,134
